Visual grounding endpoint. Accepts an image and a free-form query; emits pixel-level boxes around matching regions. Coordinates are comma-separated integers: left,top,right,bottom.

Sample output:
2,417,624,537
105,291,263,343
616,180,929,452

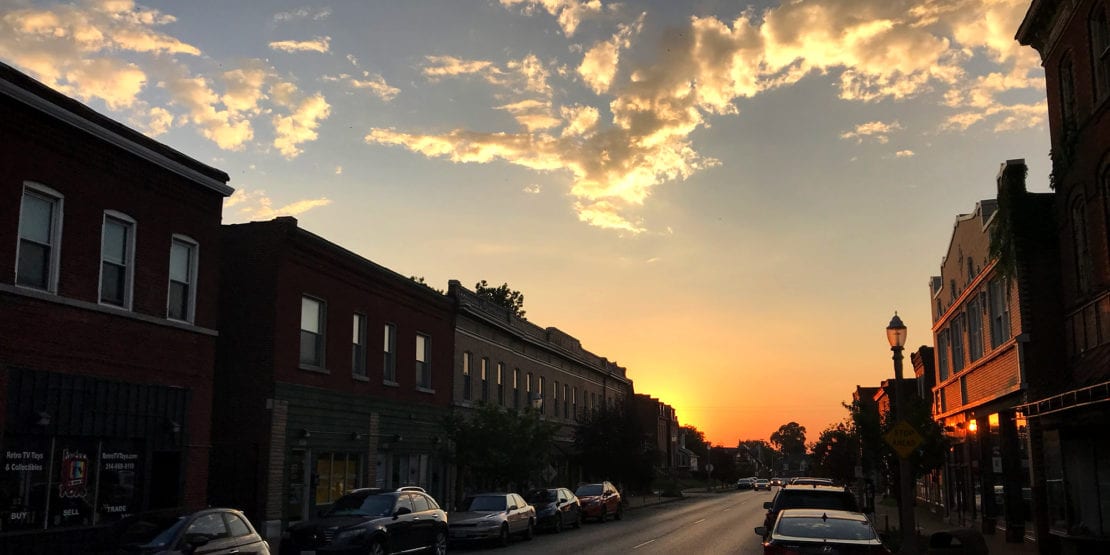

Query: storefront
1,367,188,550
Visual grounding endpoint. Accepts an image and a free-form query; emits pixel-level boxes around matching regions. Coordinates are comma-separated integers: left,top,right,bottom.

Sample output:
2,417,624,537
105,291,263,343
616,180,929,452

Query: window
526,372,533,407
300,296,325,367
937,329,950,382
513,368,520,409
481,358,489,401
989,279,1011,348
950,316,965,373
539,376,546,413
1073,198,1093,295
497,363,505,405
1061,57,1078,142
563,384,569,418
315,452,360,505
462,352,472,401
352,314,367,377
383,324,396,382
572,386,578,420
960,375,969,405
17,184,63,292
99,212,134,308
554,381,559,415
168,236,198,322
1092,6,1110,101
967,297,984,362
415,333,431,389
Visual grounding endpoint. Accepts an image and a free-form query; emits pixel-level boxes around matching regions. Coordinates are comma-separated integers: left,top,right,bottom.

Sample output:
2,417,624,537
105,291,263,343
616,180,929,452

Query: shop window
315,452,360,506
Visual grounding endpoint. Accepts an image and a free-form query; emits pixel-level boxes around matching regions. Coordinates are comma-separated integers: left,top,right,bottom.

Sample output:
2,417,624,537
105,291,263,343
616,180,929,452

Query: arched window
1072,196,1093,294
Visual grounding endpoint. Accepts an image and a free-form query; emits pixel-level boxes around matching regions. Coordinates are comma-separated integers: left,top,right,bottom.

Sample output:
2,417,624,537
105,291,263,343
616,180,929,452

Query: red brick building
1018,1,1110,551
212,217,455,542
633,394,678,471
0,62,231,549
927,160,1059,547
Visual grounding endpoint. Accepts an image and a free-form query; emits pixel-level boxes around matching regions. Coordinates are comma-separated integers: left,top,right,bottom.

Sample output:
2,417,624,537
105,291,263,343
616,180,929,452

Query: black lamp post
887,313,917,553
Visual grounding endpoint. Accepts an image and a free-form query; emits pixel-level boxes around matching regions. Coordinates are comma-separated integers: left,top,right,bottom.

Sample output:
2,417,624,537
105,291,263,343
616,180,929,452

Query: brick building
927,160,1059,546
633,394,679,471
1018,1,1110,551
211,217,455,542
0,62,231,550
447,280,633,500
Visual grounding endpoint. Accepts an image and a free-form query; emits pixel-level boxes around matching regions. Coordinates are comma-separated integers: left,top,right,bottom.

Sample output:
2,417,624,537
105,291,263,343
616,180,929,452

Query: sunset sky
1,0,1050,446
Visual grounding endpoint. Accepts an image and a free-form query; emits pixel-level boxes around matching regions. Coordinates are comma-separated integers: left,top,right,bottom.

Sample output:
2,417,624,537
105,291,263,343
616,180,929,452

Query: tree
737,439,778,476
575,403,655,493
443,403,558,498
770,422,807,460
475,280,526,319
809,423,857,484
847,393,949,502
682,426,709,459
409,275,444,294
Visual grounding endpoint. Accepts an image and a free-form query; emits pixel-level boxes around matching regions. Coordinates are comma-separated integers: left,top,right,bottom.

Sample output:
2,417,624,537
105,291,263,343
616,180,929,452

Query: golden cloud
272,91,331,158
325,72,401,101
499,0,603,37
840,120,903,144
225,188,332,222
269,36,331,53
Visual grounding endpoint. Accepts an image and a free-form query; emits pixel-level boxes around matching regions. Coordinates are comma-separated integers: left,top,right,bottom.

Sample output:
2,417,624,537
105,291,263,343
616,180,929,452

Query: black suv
280,488,447,555
761,484,860,537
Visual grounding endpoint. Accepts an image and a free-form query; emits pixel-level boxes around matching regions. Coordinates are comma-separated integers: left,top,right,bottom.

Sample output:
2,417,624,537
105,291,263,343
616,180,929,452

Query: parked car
524,488,581,533
574,482,623,522
108,507,270,555
279,488,447,555
761,484,861,538
753,479,771,491
735,477,755,490
448,492,536,546
788,476,835,486
755,508,891,554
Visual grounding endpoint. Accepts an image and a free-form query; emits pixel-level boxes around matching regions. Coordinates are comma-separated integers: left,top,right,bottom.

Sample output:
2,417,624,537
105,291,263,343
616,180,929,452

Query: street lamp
887,313,917,553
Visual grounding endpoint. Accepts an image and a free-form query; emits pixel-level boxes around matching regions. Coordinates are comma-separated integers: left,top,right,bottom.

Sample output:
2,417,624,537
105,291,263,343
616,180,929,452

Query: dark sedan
524,488,581,533
279,488,447,555
110,507,269,555
755,508,891,554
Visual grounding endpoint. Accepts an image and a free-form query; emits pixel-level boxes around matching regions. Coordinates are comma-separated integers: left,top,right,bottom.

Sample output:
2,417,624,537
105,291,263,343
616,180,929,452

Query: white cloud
578,16,642,94
335,166,343,175
840,120,903,144
423,54,551,95
225,188,332,222
272,87,331,158
324,72,400,101
499,0,603,37
273,7,332,23
895,149,915,157
269,36,331,53
523,183,542,194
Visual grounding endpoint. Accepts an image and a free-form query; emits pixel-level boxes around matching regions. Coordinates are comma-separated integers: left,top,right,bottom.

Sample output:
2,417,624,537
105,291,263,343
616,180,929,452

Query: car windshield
525,490,555,503
463,495,506,511
575,484,603,496
776,515,878,541
328,492,396,517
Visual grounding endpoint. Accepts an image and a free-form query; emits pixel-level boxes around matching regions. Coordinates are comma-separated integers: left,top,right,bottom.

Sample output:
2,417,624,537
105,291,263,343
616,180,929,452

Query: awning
1015,380,1110,418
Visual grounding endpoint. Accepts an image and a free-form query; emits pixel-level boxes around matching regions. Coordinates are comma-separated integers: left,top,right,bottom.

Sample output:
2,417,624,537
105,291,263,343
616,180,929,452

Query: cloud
498,99,561,131
578,15,642,94
499,0,603,37
423,54,551,95
269,36,331,53
335,166,343,175
225,188,332,221
271,85,331,158
273,7,332,22
840,120,903,144
523,183,542,194
895,149,915,157
324,72,400,101
163,72,255,150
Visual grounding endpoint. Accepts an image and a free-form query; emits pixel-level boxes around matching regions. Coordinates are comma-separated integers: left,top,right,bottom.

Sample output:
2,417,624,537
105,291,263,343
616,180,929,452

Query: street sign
883,420,923,459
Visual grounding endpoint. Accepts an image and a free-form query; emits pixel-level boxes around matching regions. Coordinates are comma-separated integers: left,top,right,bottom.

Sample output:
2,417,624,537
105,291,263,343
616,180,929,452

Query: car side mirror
182,533,210,554
507,505,517,512
754,526,767,537
394,506,412,518
763,501,772,510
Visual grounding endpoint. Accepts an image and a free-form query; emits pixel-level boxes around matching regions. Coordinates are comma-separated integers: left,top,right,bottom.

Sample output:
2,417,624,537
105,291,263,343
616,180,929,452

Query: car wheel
600,506,608,523
369,540,386,555
524,519,534,540
554,514,563,533
498,523,510,547
614,505,623,521
430,531,447,555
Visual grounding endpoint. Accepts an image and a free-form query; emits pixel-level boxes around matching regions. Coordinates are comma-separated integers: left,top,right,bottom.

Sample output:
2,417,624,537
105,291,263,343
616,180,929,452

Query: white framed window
167,235,199,322
300,296,326,367
16,183,64,292
383,323,397,383
99,211,135,309
497,362,505,405
481,358,489,401
415,333,431,389
352,313,367,378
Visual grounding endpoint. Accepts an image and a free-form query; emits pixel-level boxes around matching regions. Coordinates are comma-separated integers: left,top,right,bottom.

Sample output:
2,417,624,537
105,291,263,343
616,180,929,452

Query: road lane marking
632,539,656,549
693,518,706,524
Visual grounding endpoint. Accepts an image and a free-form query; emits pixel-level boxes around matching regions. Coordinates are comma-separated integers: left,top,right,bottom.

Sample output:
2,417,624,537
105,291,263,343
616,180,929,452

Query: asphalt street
451,488,774,554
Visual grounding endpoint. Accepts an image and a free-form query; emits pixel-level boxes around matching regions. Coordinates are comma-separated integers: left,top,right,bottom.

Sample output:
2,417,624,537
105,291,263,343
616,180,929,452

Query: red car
574,482,623,522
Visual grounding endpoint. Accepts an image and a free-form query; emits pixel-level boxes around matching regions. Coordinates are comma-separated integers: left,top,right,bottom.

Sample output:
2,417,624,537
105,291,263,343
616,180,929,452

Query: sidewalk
872,497,1039,554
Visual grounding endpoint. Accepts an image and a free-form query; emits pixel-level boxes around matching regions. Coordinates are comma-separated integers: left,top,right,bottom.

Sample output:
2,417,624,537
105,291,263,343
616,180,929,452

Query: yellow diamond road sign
884,420,923,459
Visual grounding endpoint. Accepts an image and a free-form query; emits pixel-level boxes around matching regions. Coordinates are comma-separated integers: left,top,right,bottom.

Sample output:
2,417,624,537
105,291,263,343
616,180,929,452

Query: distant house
211,217,455,542
0,61,231,550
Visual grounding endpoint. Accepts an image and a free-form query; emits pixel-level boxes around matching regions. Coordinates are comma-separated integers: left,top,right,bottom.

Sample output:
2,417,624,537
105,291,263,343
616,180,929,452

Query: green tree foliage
443,403,558,494
475,280,526,319
575,403,656,493
683,425,709,458
770,422,807,459
809,423,857,484
847,394,949,501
